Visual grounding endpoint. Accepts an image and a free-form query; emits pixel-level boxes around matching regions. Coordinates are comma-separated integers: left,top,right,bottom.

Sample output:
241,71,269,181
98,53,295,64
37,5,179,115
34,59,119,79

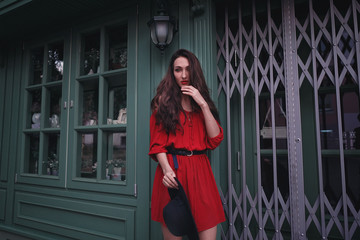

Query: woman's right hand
156,152,179,189
162,169,178,189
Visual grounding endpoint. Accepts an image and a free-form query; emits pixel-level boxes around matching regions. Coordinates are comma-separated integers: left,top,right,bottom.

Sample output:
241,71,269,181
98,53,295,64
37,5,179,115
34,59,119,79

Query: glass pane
104,132,126,181
29,89,42,129
322,156,342,208
81,31,100,75
341,91,360,150
47,41,64,82
79,132,97,178
105,74,127,125
30,47,44,85
82,86,99,126
261,155,289,201
26,133,40,174
260,97,287,149
319,92,339,149
108,24,128,71
345,157,360,212
43,133,60,176
47,86,61,128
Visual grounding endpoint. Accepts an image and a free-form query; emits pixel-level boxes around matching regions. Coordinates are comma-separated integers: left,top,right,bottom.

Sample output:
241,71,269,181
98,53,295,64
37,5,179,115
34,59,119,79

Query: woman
149,49,225,240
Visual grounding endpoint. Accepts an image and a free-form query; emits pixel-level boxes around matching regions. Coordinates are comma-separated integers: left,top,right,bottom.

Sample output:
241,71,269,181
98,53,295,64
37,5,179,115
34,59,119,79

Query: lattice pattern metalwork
217,1,291,239
295,0,360,239
216,0,360,239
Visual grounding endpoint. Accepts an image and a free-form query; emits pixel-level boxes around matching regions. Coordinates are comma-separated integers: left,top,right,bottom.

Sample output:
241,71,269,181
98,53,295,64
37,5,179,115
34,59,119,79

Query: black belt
167,148,206,170
167,148,206,157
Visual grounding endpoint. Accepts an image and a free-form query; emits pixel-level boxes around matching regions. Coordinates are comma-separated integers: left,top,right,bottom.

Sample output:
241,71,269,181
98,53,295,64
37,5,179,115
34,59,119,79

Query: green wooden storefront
0,0,219,239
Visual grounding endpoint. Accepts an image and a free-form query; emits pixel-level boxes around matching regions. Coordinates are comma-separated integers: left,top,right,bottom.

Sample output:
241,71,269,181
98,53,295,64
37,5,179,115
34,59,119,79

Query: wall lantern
147,3,177,54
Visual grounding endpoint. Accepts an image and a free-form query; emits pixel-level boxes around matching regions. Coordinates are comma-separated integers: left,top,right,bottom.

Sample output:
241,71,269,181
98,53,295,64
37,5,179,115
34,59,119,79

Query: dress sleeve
149,112,168,161
206,122,224,150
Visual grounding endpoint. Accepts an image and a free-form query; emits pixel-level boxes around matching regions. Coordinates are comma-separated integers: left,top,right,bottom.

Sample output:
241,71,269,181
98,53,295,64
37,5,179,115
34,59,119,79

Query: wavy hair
151,49,219,134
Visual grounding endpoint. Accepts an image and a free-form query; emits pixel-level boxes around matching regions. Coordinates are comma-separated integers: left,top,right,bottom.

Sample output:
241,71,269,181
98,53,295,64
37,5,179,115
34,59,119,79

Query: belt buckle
187,150,193,156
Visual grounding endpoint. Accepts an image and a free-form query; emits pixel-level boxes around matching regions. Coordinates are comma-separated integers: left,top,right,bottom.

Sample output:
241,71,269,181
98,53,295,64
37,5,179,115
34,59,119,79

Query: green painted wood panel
135,0,152,239
14,192,135,240
0,46,14,183
0,189,5,220
5,43,23,227
0,49,6,181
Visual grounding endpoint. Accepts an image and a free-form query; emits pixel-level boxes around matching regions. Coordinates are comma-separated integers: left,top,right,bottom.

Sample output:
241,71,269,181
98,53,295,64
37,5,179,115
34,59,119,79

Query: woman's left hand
182,86,220,138
181,86,207,109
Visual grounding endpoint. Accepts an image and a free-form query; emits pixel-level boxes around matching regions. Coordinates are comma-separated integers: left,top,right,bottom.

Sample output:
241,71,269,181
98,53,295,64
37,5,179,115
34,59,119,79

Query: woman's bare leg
199,226,217,240
161,224,183,240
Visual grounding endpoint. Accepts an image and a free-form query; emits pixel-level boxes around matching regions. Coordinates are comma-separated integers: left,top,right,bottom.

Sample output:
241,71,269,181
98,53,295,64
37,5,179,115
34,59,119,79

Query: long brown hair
151,49,219,134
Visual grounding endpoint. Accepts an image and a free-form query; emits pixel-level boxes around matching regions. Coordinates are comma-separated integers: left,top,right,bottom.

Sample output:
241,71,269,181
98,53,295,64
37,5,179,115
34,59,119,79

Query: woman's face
173,56,190,87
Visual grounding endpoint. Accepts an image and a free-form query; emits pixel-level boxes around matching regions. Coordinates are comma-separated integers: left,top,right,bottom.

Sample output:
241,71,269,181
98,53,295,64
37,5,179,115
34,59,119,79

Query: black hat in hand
163,178,199,240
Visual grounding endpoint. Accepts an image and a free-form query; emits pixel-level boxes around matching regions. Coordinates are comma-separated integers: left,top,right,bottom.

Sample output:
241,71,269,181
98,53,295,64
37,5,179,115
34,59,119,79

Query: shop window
23,40,64,178
73,23,129,185
20,11,135,194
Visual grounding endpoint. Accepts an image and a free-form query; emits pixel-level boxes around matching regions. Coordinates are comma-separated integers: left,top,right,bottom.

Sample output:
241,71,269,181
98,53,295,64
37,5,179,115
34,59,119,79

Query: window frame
18,33,70,187
66,10,137,195
17,7,137,196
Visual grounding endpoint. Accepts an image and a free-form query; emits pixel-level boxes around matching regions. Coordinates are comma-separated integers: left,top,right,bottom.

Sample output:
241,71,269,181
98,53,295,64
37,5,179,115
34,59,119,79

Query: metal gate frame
216,0,360,239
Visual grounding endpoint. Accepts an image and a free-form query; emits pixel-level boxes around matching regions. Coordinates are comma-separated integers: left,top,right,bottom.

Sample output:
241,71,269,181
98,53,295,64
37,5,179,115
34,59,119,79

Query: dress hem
151,217,226,233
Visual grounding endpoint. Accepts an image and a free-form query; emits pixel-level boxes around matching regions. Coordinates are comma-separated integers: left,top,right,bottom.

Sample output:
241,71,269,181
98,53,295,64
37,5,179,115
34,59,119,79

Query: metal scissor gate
216,0,360,239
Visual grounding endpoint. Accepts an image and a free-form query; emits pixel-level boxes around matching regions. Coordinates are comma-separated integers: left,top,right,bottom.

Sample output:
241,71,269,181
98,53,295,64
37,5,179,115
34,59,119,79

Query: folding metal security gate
216,0,360,239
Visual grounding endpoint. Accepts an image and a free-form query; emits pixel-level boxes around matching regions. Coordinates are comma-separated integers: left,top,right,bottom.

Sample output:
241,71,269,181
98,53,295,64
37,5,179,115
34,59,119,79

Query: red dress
149,110,225,232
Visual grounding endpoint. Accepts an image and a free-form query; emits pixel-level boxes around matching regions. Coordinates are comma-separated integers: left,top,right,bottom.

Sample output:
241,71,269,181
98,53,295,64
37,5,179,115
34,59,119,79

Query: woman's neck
181,95,192,112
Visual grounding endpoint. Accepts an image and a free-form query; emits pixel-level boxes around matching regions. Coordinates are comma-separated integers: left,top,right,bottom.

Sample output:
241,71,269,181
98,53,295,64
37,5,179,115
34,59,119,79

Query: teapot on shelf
32,113,41,129
49,114,60,128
